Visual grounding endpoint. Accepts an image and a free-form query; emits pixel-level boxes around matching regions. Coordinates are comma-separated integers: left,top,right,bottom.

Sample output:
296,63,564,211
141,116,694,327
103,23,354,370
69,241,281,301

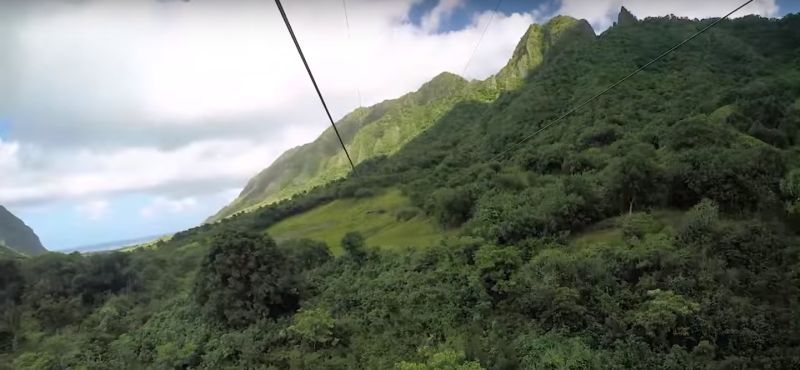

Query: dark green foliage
664,116,734,150
194,230,300,328
430,187,476,227
667,146,785,211
0,260,24,353
579,124,621,148
341,231,367,261
280,239,332,271
605,145,665,213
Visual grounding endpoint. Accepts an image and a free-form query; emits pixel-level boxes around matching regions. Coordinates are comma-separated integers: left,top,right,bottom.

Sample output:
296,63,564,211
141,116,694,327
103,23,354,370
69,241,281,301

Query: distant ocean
60,234,168,254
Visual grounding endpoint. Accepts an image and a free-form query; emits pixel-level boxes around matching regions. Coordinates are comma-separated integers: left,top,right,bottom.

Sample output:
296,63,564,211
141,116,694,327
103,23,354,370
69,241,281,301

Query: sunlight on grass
267,188,454,254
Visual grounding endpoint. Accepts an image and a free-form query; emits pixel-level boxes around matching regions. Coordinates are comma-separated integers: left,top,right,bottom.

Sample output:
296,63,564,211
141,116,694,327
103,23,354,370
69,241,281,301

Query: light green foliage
267,189,453,254
630,290,699,346
395,349,484,370
516,333,603,370
13,352,59,370
289,308,337,347
781,168,800,214
620,212,663,240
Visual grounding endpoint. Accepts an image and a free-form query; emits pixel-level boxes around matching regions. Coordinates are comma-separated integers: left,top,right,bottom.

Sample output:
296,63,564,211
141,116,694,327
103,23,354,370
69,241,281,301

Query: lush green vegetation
3,9,800,369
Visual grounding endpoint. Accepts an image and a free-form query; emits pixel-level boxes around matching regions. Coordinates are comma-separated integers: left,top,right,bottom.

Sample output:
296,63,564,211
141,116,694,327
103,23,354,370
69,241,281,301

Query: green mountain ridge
209,15,596,222
0,205,46,256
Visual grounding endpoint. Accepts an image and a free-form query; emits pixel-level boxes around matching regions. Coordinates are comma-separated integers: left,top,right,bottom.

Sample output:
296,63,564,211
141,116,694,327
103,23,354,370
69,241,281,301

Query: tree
341,231,367,261
474,244,522,300
280,239,332,271
630,290,699,348
289,308,337,348
430,187,475,227
194,230,300,328
605,145,663,214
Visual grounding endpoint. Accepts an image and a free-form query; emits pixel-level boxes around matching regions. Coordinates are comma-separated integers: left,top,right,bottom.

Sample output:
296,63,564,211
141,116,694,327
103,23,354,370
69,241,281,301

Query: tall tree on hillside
194,230,299,328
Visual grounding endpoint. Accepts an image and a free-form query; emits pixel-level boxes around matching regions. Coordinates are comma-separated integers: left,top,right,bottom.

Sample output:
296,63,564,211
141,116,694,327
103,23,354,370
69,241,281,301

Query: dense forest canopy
2,9,800,370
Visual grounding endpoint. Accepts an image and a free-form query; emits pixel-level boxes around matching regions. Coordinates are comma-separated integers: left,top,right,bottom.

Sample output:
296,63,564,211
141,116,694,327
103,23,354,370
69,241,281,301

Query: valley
2,6,800,370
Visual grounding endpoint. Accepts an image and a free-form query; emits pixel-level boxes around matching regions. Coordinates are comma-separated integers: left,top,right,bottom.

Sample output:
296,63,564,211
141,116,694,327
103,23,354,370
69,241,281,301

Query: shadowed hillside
0,206,45,256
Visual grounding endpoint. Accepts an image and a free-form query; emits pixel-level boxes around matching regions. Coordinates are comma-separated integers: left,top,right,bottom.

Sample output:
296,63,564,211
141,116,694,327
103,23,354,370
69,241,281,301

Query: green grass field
267,188,454,254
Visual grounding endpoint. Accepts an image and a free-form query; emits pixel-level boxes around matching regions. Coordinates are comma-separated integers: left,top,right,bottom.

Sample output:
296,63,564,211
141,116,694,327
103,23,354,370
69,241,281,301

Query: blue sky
1,0,796,251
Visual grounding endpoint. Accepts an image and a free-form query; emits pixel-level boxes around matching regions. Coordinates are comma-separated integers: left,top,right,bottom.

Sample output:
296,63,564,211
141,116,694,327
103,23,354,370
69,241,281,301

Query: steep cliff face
0,205,46,255
209,16,596,222
491,16,595,90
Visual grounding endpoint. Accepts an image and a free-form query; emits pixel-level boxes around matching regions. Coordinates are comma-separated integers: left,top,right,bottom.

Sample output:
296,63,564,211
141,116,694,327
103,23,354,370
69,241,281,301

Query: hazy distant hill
0,205,46,255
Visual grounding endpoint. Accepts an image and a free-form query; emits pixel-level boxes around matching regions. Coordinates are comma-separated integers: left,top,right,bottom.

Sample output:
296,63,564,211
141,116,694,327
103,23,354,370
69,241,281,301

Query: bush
341,232,367,261
430,187,475,227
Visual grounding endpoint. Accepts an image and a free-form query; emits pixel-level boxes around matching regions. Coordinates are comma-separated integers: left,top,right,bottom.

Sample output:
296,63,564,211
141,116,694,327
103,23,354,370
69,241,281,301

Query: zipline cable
274,0,356,170
342,0,363,107
462,0,504,77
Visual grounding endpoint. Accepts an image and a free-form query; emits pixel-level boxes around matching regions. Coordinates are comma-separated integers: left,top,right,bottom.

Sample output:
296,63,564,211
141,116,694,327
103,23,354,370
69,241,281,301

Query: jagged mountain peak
617,6,638,26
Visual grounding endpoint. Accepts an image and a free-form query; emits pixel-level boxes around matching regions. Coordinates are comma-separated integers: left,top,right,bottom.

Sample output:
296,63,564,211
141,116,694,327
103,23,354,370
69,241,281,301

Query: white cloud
140,196,198,219
0,0,541,210
421,0,466,33
0,139,20,172
76,200,109,221
556,0,779,31
0,137,289,206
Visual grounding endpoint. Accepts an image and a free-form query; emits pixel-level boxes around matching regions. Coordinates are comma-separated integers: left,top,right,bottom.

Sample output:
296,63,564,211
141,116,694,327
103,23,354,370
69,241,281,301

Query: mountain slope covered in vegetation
210,16,595,221
3,9,800,370
0,206,45,256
